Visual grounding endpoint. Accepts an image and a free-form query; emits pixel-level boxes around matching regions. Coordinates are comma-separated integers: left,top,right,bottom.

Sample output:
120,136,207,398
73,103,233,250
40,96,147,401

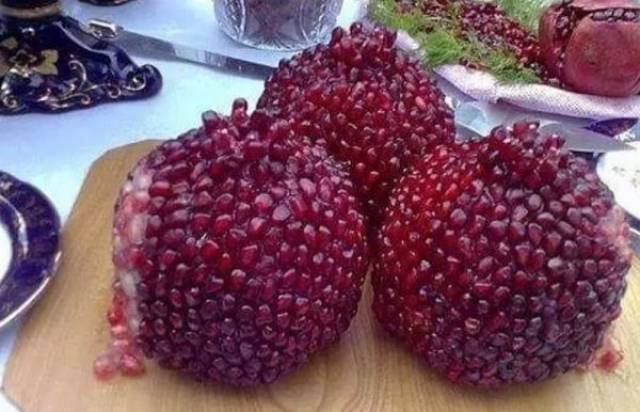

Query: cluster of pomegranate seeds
373,122,632,388
539,0,640,96
257,23,455,222
102,101,369,386
96,164,154,380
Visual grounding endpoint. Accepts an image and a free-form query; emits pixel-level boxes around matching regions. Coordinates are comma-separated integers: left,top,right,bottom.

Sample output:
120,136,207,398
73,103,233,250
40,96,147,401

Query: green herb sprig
495,0,549,30
370,0,544,84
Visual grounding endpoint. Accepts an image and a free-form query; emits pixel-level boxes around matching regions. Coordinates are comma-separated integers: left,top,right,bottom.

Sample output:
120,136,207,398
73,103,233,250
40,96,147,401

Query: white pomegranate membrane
95,164,152,380
584,206,631,373
599,205,633,264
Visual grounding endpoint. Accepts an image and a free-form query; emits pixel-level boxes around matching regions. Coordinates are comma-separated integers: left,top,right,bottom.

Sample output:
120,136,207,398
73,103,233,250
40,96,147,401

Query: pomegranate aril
121,353,146,376
94,355,118,381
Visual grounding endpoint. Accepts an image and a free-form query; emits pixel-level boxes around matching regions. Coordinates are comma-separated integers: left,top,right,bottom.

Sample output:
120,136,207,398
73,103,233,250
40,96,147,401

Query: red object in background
539,0,640,97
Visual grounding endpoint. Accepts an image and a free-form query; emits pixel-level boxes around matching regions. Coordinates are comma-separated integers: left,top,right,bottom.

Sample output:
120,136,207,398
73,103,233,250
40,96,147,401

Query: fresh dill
494,0,548,31
369,0,546,84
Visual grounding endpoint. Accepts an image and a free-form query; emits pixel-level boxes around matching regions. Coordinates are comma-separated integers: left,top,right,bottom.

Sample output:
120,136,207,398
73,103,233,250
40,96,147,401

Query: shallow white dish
597,142,640,255
597,142,640,221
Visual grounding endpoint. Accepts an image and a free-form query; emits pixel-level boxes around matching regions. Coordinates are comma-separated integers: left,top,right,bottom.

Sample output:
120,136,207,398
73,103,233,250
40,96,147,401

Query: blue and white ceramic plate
0,172,60,330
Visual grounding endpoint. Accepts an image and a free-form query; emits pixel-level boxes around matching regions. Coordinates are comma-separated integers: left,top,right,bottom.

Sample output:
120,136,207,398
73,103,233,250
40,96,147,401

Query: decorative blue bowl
0,171,60,330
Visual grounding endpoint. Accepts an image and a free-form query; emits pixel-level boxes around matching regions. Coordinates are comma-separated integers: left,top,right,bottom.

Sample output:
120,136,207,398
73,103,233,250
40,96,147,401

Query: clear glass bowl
214,0,344,51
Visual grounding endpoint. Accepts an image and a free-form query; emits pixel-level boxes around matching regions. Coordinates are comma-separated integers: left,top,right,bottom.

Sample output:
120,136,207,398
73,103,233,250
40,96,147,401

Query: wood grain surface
4,141,640,412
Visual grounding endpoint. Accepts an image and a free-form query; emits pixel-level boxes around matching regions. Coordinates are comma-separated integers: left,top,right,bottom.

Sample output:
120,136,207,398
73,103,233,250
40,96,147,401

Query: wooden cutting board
4,141,640,412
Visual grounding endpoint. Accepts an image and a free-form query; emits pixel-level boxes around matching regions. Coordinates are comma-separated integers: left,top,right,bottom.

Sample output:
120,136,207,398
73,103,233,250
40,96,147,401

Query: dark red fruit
540,0,640,96
100,100,369,386
257,23,455,222
373,121,632,388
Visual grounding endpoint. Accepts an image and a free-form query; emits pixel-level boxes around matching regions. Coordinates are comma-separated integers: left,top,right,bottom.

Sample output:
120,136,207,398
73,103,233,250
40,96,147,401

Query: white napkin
435,65,640,120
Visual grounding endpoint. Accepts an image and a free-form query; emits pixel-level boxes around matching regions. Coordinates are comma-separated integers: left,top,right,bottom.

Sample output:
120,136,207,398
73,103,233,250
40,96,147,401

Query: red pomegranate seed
94,354,117,381
121,353,146,377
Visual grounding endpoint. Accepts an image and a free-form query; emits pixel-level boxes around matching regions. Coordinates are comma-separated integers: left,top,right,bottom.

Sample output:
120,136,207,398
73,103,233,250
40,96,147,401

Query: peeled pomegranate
539,0,640,97
373,122,632,388
258,24,455,223
98,101,369,385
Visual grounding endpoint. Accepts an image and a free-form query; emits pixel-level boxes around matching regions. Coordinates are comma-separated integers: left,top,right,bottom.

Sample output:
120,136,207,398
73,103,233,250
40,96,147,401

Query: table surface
5,141,640,412
0,1,603,410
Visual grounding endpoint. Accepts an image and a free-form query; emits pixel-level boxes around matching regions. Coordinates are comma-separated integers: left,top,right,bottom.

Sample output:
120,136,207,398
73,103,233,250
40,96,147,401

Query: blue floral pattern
0,172,60,329
0,14,162,114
